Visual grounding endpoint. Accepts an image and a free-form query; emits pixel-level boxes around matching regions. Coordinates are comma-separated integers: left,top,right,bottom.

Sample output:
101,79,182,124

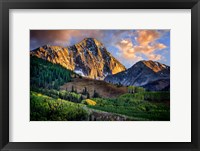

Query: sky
30,30,170,68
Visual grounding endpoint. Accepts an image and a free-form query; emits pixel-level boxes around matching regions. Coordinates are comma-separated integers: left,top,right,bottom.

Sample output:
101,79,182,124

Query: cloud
30,30,106,49
154,43,167,50
30,30,131,50
116,39,135,59
136,30,160,46
134,43,167,55
148,54,162,61
115,30,167,64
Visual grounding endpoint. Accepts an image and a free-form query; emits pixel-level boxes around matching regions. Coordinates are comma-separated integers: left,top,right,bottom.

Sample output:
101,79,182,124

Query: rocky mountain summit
30,38,126,79
104,60,170,91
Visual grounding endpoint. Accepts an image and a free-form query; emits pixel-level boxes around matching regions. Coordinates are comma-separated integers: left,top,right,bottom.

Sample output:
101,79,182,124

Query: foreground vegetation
30,91,89,121
30,57,170,121
31,90,170,121
83,92,170,121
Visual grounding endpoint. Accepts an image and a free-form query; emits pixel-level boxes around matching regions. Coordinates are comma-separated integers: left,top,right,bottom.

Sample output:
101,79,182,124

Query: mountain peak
137,60,168,73
83,37,96,41
80,37,98,44
76,38,103,49
30,38,126,79
42,44,51,48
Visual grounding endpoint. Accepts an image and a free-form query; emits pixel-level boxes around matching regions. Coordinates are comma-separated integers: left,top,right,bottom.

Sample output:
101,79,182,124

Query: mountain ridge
30,38,126,79
104,60,170,91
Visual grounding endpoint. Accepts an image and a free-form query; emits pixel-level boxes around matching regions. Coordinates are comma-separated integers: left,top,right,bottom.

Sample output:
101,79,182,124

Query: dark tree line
30,56,72,90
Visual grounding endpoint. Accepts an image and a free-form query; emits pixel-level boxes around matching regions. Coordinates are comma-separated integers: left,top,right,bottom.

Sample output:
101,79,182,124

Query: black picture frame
0,0,199,150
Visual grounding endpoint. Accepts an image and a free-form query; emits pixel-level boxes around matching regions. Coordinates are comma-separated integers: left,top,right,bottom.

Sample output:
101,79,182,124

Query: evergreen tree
82,87,87,95
93,90,99,98
86,92,90,99
74,88,77,93
80,95,83,101
71,85,74,92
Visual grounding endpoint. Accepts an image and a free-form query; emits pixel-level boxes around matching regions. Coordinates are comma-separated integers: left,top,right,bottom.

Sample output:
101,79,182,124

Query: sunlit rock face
104,60,170,91
30,38,126,79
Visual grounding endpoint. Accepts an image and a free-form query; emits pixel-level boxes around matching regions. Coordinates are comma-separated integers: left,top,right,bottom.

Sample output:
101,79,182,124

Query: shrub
84,99,97,106
135,87,145,93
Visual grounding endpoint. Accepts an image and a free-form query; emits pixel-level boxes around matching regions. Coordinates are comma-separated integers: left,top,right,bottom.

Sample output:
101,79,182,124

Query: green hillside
30,56,72,90
30,91,89,121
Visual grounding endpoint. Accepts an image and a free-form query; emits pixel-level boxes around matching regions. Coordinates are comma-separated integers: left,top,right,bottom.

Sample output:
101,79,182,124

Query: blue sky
30,30,170,68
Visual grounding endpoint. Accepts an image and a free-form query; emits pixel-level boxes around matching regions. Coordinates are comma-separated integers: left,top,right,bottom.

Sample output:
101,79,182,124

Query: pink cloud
136,30,160,46
31,30,107,48
115,30,167,63
116,39,135,59
148,54,162,61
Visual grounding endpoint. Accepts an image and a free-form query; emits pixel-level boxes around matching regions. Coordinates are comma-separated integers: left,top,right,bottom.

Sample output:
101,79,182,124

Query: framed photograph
0,0,199,150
